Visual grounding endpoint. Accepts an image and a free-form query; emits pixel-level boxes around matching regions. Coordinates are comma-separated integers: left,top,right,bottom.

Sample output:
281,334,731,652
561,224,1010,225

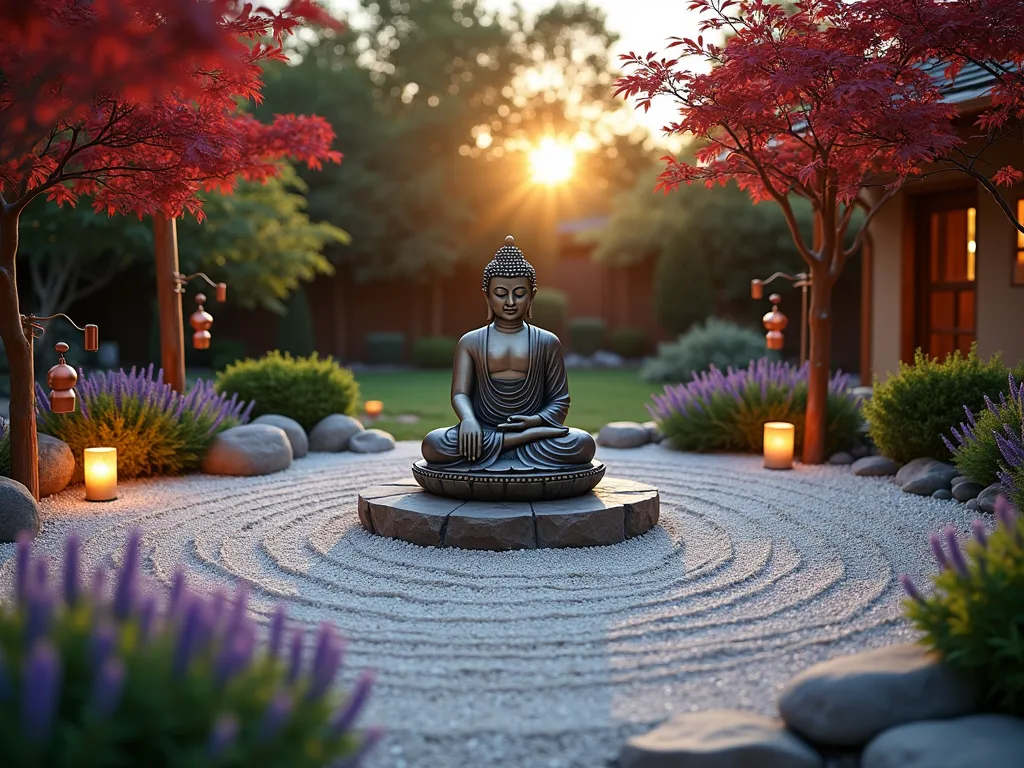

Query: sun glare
529,137,576,186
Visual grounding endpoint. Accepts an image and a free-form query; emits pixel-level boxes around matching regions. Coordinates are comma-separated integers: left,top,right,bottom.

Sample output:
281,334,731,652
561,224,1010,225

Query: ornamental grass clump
945,374,1024,486
649,358,862,454
901,496,1024,714
0,530,379,767
37,365,251,481
215,351,359,431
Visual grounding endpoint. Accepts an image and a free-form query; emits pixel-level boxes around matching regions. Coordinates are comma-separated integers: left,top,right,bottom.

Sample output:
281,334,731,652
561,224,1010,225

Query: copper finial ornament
762,293,788,351
47,342,79,414
190,293,214,350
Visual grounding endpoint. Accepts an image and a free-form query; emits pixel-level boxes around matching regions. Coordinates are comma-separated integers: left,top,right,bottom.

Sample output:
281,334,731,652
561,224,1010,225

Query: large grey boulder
978,482,1005,513
778,644,981,748
895,458,955,488
903,470,956,496
201,424,292,477
861,715,1024,768
0,477,40,541
851,456,900,477
597,421,650,449
952,481,984,502
252,414,308,459
620,709,822,768
37,433,74,498
348,428,396,454
309,414,364,452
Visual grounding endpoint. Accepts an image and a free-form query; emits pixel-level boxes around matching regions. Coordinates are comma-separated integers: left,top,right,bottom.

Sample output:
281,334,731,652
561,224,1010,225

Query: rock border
357,476,660,550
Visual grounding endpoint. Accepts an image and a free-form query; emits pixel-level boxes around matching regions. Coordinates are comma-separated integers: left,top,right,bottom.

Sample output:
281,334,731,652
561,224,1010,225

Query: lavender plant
0,530,379,767
0,417,9,477
36,365,253,480
901,496,1024,714
649,358,862,454
995,424,1024,512
944,374,1024,487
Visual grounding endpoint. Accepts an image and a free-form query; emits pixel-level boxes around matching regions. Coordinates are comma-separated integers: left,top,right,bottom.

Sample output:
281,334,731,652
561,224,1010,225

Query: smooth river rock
861,715,1024,768
851,456,899,477
931,489,953,500
778,643,981,748
0,477,40,541
348,428,396,454
643,420,663,443
895,458,955,488
308,414,364,452
252,414,309,459
201,424,293,477
597,421,651,449
827,452,854,466
903,471,956,496
978,482,1005,513
620,709,823,768
952,481,984,502
37,433,74,498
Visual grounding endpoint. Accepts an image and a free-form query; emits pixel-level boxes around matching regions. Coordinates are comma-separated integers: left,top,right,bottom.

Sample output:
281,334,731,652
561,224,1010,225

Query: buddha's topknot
482,235,537,291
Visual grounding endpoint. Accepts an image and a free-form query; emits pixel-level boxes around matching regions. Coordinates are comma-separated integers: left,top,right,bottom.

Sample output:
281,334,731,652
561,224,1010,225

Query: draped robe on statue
421,324,596,472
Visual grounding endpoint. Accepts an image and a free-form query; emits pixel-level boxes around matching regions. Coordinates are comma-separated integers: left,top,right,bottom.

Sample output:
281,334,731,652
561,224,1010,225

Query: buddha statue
413,236,603,501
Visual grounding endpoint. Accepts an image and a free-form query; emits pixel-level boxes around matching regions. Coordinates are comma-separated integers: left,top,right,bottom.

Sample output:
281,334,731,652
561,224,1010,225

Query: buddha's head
482,235,537,323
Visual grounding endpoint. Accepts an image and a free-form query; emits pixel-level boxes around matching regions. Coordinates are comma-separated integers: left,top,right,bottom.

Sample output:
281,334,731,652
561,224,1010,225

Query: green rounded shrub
902,497,1024,713
609,327,650,359
569,317,607,357
364,332,405,365
641,318,770,384
215,351,359,431
864,346,1014,463
412,336,456,369
0,531,379,767
531,289,568,335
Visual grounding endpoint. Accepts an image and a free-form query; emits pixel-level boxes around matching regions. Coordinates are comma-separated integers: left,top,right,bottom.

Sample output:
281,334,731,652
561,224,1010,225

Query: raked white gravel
0,442,988,768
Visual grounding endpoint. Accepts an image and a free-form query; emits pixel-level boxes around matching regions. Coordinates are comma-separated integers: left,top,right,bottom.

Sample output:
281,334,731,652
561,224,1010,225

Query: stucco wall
867,188,905,381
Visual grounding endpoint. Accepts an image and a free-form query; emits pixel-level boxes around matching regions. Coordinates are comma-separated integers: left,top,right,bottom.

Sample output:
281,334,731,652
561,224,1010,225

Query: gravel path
0,442,984,768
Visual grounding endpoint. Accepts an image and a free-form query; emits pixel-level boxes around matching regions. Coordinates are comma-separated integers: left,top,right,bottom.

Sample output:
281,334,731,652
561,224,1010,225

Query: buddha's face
485,276,535,323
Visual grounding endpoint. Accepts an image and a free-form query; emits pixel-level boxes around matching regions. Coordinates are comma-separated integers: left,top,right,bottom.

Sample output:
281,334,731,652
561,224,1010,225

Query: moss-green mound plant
641,318,770,384
901,496,1024,714
411,336,456,369
531,288,568,335
649,358,862,454
215,351,359,432
864,346,1015,463
0,530,379,767
609,327,650,359
945,375,1024,486
37,366,250,482
569,317,607,357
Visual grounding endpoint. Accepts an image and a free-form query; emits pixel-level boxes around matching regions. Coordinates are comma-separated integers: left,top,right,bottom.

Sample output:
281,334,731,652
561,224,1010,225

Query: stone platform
411,459,606,501
357,477,660,550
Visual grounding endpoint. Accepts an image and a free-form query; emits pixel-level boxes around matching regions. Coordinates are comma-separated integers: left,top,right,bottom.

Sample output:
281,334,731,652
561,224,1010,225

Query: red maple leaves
0,0,342,218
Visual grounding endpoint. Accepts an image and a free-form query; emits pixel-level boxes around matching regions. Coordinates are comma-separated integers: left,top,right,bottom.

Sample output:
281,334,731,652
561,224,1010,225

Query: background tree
0,0,341,503
616,0,965,464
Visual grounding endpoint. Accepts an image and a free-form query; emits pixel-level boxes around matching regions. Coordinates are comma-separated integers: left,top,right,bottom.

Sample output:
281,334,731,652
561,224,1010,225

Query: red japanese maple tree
615,0,1024,464
0,0,342,506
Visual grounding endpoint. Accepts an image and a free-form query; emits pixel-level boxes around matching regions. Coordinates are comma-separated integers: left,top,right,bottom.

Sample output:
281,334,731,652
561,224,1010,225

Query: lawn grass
355,368,663,441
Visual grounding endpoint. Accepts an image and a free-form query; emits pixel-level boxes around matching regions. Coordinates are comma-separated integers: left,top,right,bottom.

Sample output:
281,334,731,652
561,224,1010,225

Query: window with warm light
1016,199,1024,285
966,206,976,282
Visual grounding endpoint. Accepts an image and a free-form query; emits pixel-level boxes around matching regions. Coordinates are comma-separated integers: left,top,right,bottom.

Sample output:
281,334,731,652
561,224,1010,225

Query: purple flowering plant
649,358,862,454
0,530,379,767
36,364,253,480
900,495,1024,713
944,374,1024,488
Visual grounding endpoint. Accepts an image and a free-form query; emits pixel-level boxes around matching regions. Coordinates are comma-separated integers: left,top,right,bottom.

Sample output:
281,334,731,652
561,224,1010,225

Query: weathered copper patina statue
413,236,604,501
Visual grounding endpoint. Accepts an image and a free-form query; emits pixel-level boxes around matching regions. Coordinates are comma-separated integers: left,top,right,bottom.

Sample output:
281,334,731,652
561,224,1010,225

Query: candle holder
84,447,118,501
364,400,384,419
763,421,795,470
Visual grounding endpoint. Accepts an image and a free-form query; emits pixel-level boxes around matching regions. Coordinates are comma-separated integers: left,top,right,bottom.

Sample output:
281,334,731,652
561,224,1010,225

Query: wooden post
153,216,185,393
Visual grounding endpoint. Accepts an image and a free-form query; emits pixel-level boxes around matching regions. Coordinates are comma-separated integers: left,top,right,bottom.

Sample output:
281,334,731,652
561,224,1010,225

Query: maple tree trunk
0,205,40,500
154,216,186,393
802,268,833,465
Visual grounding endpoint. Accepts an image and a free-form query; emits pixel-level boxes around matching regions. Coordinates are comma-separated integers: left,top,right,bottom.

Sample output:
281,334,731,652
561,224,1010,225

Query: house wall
867,187,907,380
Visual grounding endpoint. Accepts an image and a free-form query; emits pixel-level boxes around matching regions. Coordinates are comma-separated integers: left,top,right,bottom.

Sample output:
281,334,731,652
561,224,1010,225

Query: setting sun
529,137,576,186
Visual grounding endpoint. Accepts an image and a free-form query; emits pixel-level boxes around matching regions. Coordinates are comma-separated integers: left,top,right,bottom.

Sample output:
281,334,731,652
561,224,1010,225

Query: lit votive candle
364,400,384,418
84,447,118,501
763,422,795,470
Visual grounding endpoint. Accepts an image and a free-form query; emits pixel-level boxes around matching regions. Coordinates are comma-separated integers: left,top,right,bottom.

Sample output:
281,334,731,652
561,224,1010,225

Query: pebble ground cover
0,442,987,768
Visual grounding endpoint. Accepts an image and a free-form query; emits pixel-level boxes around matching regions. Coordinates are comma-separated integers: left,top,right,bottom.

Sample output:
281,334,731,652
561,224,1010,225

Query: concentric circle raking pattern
0,442,990,768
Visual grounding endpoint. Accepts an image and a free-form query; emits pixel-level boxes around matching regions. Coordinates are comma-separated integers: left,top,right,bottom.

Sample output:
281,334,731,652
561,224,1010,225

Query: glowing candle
364,400,384,418
763,422,795,470
84,447,118,501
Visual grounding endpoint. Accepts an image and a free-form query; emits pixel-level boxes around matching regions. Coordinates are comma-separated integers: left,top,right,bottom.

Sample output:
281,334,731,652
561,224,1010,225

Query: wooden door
914,192,977,359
